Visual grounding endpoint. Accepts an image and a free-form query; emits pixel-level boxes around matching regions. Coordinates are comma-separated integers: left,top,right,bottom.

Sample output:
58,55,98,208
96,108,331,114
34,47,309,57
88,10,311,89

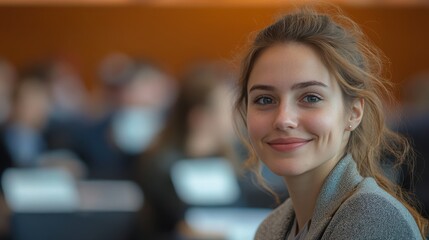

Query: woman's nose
273,103,298,130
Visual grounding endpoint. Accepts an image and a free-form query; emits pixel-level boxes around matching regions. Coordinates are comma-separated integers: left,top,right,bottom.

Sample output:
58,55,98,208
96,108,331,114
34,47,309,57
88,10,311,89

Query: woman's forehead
247,43,335,91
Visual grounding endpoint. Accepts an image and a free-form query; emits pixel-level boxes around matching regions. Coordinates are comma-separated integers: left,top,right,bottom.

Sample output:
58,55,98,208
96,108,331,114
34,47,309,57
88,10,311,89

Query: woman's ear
347,98,364,131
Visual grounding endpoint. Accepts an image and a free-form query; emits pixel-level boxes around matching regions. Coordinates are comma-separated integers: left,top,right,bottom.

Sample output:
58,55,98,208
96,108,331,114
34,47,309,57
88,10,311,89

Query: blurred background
0,0,429,239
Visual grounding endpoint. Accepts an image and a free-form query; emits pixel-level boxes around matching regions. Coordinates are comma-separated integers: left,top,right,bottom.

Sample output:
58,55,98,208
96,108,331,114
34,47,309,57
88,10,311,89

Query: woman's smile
267,137,313,152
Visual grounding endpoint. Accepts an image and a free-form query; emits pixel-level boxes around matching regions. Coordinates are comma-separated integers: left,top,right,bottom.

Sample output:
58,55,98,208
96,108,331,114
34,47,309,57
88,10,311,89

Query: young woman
234,7,428,239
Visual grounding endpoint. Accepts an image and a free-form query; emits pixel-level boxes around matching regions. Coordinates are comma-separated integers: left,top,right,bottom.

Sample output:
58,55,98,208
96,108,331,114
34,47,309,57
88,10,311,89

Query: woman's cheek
303,109,344,142
247,112,270,143
304,112,331,133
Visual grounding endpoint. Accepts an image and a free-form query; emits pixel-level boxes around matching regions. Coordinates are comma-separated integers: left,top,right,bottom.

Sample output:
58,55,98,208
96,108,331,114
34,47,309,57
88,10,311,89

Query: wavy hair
233,6,428,237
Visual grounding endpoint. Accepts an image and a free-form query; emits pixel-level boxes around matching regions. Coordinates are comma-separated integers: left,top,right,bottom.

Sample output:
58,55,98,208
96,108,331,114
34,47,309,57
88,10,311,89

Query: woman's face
246,42,353,179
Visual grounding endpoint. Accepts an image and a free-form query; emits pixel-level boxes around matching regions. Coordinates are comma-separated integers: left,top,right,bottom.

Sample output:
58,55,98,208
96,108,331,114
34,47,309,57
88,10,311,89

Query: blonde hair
234,6,428,237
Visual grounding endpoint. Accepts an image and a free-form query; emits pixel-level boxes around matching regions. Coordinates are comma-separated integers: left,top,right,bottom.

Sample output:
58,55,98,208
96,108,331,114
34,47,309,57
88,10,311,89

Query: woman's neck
285,175,322,231
284,155,342,231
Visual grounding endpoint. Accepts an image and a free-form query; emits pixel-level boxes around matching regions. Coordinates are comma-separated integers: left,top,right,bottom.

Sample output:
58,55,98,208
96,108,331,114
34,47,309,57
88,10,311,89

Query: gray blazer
255,154,422,240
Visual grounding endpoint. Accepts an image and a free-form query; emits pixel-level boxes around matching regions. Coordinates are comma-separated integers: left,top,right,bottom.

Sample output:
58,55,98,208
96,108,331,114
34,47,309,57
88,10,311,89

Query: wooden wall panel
0,5,428,99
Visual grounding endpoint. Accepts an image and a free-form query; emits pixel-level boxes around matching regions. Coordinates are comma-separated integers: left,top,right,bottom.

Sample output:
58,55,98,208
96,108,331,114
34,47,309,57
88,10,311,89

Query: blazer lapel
306,154,363,239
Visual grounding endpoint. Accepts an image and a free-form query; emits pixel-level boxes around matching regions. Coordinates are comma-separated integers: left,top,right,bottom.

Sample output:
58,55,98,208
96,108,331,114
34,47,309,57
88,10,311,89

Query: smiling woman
246,42,358,180
234,5,428,240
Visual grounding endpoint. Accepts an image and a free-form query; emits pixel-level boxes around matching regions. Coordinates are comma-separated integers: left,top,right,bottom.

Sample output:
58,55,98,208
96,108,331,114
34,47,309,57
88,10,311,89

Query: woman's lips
267,138,312,152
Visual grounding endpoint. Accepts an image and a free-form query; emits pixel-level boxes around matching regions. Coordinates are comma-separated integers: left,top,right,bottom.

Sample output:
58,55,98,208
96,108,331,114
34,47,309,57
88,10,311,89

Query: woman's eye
255,96,274,105
302,95,322,103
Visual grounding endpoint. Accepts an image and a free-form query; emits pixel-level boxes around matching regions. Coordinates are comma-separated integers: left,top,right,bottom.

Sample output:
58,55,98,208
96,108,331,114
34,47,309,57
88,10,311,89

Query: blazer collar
273,198,295,240
307,153,363,237
270,154,363,239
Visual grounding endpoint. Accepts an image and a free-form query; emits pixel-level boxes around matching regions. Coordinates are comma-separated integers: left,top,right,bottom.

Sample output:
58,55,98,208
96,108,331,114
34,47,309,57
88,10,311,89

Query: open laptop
2,168,143,240
170,157,271,240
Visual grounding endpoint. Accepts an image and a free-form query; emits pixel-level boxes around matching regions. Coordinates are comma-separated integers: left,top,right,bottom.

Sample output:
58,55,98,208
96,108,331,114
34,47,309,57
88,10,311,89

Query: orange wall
0,5,428,99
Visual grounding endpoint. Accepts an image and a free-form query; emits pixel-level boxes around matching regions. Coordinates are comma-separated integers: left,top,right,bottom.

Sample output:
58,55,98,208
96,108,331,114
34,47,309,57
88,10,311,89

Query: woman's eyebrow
291,81,328,90
248,84,275,93
248,81,327,93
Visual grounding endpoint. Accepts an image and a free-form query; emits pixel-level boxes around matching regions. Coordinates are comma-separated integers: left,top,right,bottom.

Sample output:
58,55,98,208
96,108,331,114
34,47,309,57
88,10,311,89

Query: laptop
170,157,271,240
2,168,143,240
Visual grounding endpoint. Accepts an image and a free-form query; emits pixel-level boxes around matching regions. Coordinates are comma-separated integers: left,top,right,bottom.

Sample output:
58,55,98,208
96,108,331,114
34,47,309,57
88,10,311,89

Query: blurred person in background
41,58,91,161
0,60,89,173
0,71,52,171
0,60,89,239
135,62,284,239
111,59,176,156
0,70,52,240
94,53,135,120
80,57,176,180
136,62,237,239
394,72,429,218
47,59,89,121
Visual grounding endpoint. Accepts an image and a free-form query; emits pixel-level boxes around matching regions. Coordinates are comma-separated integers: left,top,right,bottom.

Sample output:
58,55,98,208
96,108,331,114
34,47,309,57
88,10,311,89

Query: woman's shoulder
324,177,422,239
349,177,414,218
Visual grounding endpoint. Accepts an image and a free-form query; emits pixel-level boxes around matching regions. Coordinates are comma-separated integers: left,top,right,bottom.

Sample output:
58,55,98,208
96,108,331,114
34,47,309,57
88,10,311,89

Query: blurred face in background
13,78,52,130
119,70,175,111
112,68,176,154
187,83,236,157
49,60,88,117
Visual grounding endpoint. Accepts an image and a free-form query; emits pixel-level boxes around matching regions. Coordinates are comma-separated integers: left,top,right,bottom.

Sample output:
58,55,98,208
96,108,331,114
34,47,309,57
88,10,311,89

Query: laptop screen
170,157,240,206
2,168,143,240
